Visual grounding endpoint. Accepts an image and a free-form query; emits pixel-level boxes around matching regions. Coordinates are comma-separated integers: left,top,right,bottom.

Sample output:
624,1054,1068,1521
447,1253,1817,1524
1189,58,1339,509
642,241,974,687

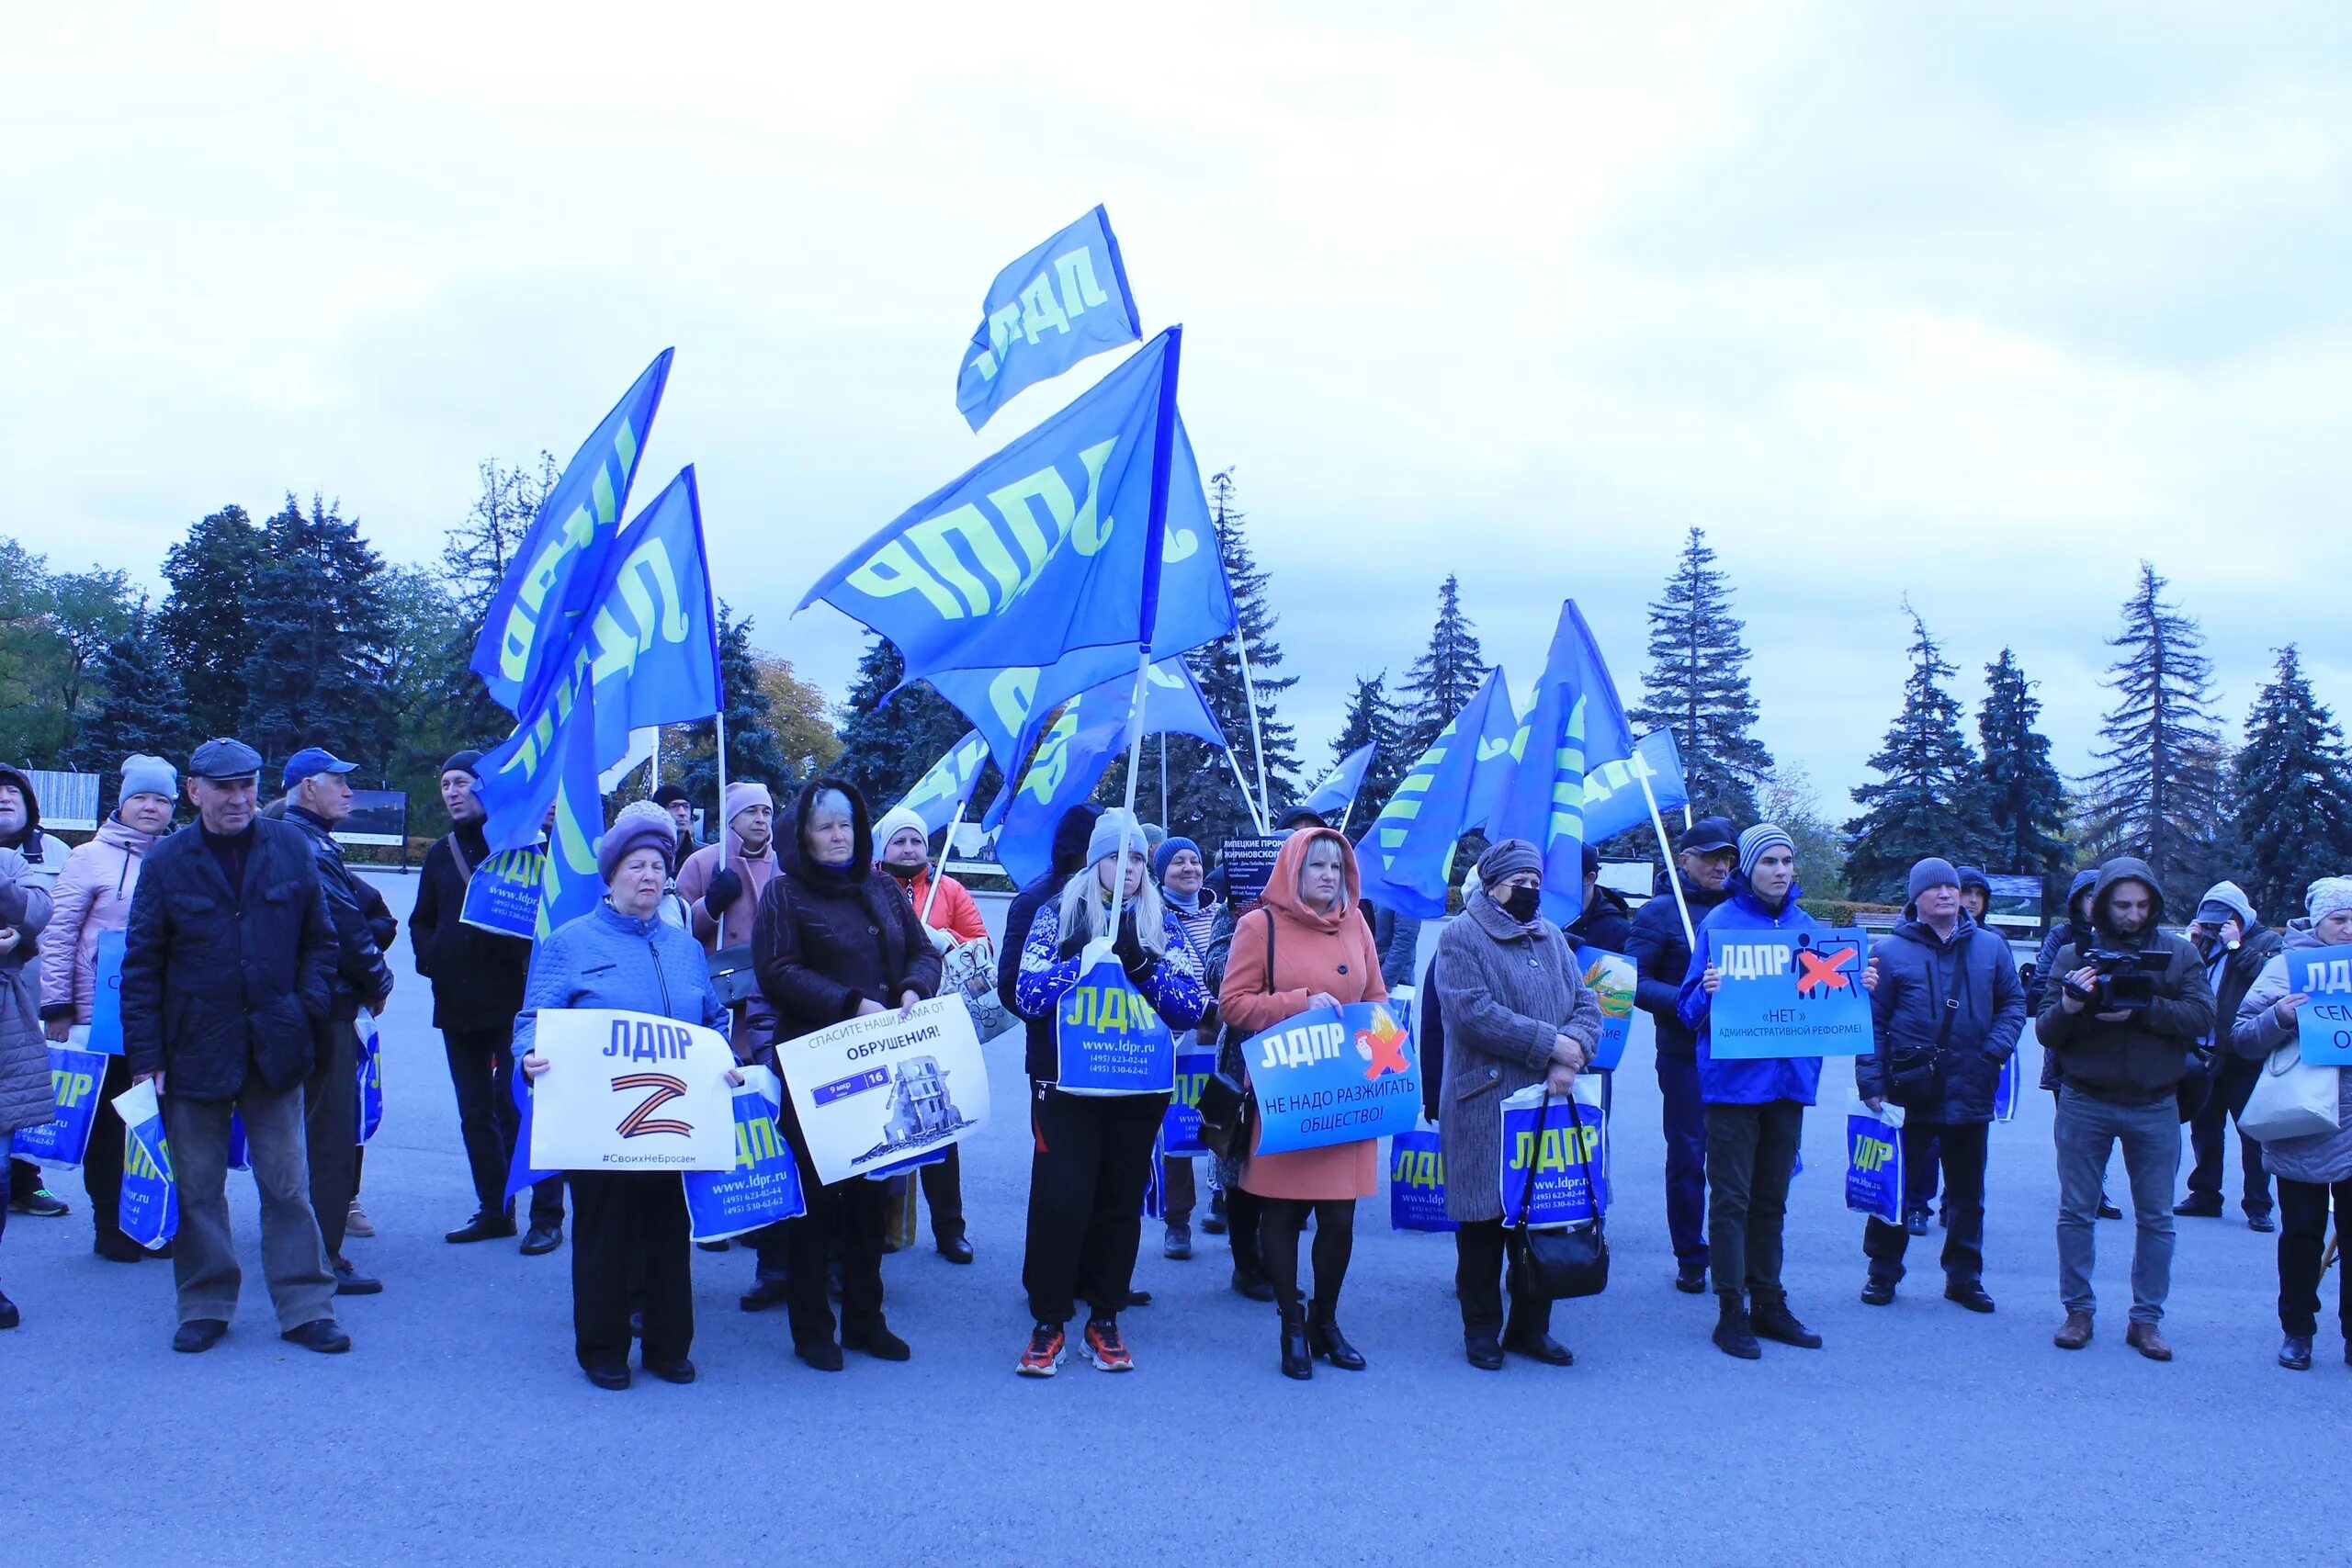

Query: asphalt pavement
1,873,2339,1566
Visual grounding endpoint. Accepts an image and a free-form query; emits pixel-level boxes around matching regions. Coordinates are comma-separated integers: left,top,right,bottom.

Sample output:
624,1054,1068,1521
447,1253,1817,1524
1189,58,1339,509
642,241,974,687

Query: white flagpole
1232,623,1274,823
922,802,965,925
1638,770,1693,950
1108,647,1154,933
713,709,729,885
1339,795,1356,836
1224,748,1265,834
1159,731,1169,828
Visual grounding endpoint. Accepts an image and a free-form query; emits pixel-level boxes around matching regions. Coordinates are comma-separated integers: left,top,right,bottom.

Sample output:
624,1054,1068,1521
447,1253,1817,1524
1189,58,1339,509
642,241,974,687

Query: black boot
1278,1305,1313,1381
1751,1292,1824,1349
1307,1300,1365,1371
1713,1292,1760,1359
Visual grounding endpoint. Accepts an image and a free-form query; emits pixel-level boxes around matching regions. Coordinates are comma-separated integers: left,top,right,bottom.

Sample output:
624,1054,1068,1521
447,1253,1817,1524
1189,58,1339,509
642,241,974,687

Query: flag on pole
470,350,673,718
956,206,1141,432
982,659,1224,887
895,731,993,837
1486,601,1634,925
1302,743,1377,823
1579,727,1692,848
473,468,722,936
1353,667,1518,919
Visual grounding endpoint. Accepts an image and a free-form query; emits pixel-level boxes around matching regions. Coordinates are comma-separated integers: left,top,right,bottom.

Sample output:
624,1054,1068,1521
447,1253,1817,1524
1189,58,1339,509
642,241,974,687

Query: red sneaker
1083,1315,1134,1372
1016,1321,1065,1377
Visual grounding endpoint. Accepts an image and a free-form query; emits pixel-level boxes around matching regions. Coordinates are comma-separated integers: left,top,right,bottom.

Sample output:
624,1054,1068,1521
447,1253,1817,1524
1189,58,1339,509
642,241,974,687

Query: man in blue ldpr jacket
1679,824,1860,1360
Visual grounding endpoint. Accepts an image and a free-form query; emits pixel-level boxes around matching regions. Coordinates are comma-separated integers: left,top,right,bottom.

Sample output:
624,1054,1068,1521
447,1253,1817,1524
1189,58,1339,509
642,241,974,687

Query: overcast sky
7,4,2349,815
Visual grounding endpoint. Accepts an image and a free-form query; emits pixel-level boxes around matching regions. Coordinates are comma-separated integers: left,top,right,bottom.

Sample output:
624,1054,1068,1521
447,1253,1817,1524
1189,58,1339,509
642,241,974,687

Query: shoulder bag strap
1510,1088,1554,1231
1563,1089,1600,1223
445,833,476,886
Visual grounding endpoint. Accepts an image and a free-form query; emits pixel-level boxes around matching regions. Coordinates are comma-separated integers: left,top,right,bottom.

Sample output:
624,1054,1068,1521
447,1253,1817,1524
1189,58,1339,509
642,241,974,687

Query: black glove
1114,908,1154,983
1195,1000,1220,1040
705,867,745,916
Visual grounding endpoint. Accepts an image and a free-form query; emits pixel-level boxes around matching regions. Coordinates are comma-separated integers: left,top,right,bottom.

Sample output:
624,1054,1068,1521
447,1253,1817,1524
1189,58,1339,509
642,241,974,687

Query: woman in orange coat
1218,828,1387,1380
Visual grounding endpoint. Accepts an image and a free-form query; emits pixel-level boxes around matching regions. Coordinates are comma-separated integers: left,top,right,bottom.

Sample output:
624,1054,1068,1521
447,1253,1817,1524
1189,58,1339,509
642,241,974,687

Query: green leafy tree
1976,647,2071,881
156,504,265,740
1843,606,1994,903
1398,574,1490,757
2230,645,2352,920
1630,526,1772,822
0,538,73,762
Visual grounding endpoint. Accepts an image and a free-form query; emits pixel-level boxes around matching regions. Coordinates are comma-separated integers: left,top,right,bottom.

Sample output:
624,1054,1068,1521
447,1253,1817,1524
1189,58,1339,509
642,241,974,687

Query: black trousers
1226,1186,1266,1275
2188,1056,2274,1215
1904,1132,1943,1213
1865,1120,1988,1284
444,1025,563,1224
81,1055,134,1246
774,1085,888,1346
568,1170,691,1371
303,1019,358,1260
1454,1216,1552,1339
1259,1197,1355,1315
1023,1083,1166,1325
1705,1100,1804,1300
2277,1176,2352,1337
919,1143,966,1243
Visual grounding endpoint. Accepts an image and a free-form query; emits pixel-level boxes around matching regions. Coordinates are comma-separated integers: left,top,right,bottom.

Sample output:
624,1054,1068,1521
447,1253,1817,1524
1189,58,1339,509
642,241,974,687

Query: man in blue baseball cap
279,747,396,1297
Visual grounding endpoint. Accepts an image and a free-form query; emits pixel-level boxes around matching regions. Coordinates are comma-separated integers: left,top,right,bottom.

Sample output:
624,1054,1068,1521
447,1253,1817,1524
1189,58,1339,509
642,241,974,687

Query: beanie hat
651,782,690,808
440,749,484,780
599,800,678,882
724,780,774,827
2307,877,2352,925
1907,857,1961,901
1087,808,1145,869
1152,835,1203,884
1050,803,1105,876
120,753,177,803
1737,824,1794,878
872,806,929,855
1475,837,1541,889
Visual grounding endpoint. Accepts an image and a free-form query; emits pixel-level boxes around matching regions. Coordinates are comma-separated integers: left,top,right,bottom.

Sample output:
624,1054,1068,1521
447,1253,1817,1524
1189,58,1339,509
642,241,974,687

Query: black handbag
706,942,763,1007
1504,1089,1610,1301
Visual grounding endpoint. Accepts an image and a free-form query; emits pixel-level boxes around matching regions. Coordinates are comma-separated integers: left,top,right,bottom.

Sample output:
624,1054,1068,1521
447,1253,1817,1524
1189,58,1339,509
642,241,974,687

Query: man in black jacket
410,750,564,1254
1564,842,1635,954
2175,880,2283,1230
1625,816,1737,1293
122,738,345,1355
2037,857,2214,1361
279,748,396,1297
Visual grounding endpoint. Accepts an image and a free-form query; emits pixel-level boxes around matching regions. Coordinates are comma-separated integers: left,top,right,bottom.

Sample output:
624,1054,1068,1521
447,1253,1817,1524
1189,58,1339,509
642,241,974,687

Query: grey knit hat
1475,837,1541,888
599,799,678,882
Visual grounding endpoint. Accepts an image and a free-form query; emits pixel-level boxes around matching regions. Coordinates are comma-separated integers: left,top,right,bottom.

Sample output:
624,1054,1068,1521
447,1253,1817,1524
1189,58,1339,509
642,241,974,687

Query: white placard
526,1009,737,1172
775,996,989,1187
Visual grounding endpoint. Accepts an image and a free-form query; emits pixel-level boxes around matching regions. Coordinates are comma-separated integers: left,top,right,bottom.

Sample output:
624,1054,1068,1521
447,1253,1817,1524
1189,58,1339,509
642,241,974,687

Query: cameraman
2036,858,2214,1361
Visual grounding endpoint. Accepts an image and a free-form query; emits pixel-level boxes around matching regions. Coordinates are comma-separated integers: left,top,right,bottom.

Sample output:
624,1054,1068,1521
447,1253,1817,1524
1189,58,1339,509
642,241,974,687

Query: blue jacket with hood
1676,873,1824,1106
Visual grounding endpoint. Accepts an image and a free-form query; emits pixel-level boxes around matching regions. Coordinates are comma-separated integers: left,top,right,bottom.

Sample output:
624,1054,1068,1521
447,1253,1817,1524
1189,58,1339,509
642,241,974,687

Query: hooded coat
0,845,58,1135
40,814,164,1024
0,761,71,894
997,803,1103,1076
2228,920,2352,1185
1565,883,1635,956
1676,873,1826,1106
2188,880,2280,1059
1854,909,2026,1122
1218,829,1391,1201
2034,857,2214,1106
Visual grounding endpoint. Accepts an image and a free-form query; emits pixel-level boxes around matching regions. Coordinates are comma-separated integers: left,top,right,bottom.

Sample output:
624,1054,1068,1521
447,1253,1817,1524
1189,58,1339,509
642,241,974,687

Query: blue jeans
1655,1053,1708,1266
2054,1087,2179,1324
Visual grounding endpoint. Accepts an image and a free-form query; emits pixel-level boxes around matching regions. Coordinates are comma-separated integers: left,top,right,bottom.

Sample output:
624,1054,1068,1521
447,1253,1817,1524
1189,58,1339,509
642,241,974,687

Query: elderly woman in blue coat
517,801,729,1391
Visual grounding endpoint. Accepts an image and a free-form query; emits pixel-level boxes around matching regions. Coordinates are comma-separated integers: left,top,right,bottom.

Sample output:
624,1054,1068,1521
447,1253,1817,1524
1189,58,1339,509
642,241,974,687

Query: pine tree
1842,606,1994,903
831,635,980,814
240,494,397,776
1329,672,1409,825
2079,562,2228,908
438,456,557,747
155,504,264,739
1398,575,1490,756
67,604,190,815
676,607,797,810
1976,647,2071,880
1630,527,1773,822
2230,645,2352,920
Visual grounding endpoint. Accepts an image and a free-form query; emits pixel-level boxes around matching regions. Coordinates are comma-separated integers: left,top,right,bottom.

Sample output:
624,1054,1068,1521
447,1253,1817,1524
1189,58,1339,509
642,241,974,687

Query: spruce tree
68,605,190,815
1163,468,1298,845
439,456,556,745
1843,607,1994,902
2079,562,2228,908
1329,672,1409,825
1398,575,1490,756
831,634,980,813
155,504,264,739
1976,647,2071,880
677,608,797,809
240,494,397,775
2231,645,2352,920
1630,526,1773,822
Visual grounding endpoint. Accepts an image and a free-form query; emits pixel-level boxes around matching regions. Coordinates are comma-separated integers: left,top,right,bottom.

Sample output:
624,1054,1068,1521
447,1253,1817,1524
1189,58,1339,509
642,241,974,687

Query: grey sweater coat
0,845,59,1135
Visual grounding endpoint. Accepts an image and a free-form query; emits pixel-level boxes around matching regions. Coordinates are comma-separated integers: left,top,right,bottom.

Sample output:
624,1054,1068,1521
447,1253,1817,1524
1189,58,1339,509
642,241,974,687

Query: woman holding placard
1430,838,1602,1371
752,777,942,1371
514,801,729,1391
2228,876,2352,1371
1219,828,1390,1381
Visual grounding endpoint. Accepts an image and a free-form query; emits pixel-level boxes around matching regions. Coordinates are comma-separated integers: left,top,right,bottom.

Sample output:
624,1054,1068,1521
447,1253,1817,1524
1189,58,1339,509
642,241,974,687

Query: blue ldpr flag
1579,728,1693,848
801,327,1188,727
1487,601,1633,926
926,412,1237,774
956,206,1141,432
896,731,993,836
1301,743,1377,824
470,350,673,718
982,658,1225,887
473,467,722,936
1354,667,1518,920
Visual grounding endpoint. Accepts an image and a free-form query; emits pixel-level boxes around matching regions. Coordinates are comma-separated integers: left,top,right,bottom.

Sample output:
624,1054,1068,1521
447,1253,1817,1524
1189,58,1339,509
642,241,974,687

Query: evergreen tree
1976,647,2070,880
1843,606,1993,903
67,604,190,815
240,494,397,776
2079,562,2228,908
438,456,557,747
677,607,797,811
2231,645,2352,920
155,504,264,739
1398,575,1490,756
379,565,471,805
831,634,982,815
1630,526,1773,822
1329,672,1409,825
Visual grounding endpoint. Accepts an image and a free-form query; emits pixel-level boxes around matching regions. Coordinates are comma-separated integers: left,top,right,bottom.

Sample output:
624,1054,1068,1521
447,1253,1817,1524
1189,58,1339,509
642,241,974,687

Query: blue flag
470,350,673,718
1579,728,1692,848
982,658,1224,887
803,328,1187,711
1487,601,1633,925
1355,667,1518,919
895,731,993,836
1302,743,1377,825
474,468,722,936
956,206,1141,432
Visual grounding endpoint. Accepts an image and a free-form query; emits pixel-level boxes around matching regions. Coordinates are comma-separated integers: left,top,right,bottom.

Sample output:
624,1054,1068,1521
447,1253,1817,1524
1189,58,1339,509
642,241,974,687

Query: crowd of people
1,742,2346,1387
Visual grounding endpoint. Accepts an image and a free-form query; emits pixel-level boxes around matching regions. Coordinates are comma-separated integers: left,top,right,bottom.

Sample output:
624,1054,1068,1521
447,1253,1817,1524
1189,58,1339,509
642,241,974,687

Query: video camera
2066,948,2173,1012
